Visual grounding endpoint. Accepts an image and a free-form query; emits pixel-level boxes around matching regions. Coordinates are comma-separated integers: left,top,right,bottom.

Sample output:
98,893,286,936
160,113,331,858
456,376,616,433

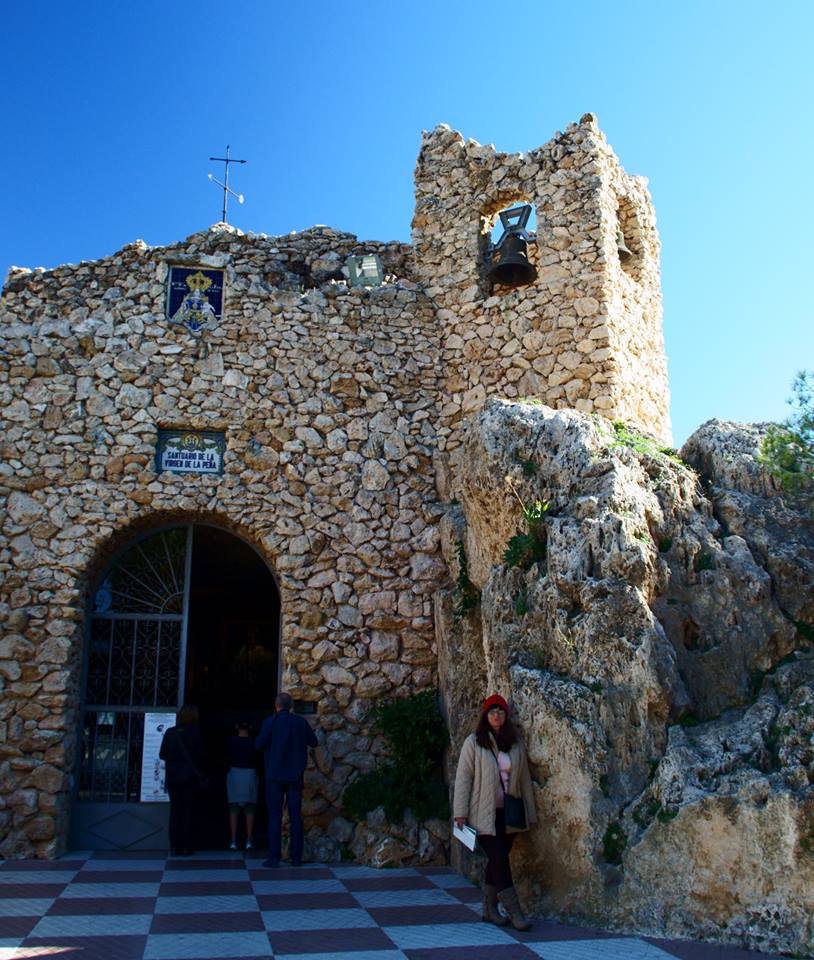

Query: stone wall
0,225,445,857
412,113,670,449
0,116,672,859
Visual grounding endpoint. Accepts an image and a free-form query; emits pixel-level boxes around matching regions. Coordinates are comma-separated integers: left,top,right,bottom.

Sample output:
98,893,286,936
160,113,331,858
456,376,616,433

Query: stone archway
70,520,281,851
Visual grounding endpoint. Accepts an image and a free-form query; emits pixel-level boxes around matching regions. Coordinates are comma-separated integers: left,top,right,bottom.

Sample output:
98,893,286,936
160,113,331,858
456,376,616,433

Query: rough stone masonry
0,113,667,863
4,111,808,957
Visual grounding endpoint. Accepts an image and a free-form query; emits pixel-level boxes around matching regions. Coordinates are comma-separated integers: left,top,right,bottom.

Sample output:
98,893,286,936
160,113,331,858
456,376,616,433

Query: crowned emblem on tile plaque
166,267,224,335
156,429,226,475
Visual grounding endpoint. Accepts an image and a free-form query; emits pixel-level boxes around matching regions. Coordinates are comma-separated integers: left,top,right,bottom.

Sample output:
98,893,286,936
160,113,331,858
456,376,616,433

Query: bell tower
411,114,671,447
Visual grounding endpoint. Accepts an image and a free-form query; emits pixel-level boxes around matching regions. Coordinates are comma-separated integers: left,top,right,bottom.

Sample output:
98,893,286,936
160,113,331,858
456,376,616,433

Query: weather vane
208,145,247,223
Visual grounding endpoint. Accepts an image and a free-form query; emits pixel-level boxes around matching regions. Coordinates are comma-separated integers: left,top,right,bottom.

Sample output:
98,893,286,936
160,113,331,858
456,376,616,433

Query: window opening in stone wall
484,203,538,291
616,196,644,280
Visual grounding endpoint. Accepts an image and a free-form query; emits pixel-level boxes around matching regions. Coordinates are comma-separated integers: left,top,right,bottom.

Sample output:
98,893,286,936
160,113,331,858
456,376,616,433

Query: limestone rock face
438,400,814,955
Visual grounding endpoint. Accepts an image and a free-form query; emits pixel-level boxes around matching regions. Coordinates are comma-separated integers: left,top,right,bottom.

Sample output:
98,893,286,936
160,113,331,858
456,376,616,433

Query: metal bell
487,204,537,288
616,227,634,262
489,233,537,287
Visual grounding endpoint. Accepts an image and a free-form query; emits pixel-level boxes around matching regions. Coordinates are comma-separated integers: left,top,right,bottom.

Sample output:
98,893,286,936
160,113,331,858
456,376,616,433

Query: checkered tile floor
0,852,782,960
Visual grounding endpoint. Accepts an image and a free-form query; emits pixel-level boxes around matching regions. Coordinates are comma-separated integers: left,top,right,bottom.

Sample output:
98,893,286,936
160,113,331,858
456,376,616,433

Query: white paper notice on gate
141,713,173,802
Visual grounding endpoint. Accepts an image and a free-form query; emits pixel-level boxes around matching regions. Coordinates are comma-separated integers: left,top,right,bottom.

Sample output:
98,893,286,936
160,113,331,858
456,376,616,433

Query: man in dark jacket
255,691,318,868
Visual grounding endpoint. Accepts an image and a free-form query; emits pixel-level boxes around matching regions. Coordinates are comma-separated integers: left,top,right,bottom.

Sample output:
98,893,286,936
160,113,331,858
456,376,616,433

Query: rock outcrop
438,400,814,955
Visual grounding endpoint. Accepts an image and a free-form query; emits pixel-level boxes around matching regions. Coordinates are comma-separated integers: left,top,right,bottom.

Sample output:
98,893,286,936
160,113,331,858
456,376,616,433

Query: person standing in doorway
159,704,207,857
226,718,258,851
255,691,318,868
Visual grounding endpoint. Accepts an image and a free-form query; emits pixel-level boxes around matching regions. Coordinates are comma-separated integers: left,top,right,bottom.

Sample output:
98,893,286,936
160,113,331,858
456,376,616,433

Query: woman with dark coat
453,693,536,930
159,703,206,856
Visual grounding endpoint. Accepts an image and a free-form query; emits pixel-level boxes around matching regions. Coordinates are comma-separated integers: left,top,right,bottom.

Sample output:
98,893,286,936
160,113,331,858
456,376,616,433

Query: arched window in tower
484,203,538,290
615,196,644,280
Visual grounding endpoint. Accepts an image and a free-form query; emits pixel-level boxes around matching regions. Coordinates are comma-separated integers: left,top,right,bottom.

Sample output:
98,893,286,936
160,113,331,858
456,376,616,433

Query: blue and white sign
156,430,226,475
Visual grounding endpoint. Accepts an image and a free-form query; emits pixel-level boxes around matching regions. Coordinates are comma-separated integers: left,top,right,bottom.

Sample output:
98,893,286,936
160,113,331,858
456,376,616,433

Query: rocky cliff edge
436,400,814,955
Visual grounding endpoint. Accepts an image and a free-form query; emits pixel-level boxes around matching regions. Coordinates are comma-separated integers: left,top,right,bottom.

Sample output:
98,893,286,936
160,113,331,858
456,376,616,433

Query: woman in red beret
453,693,536,930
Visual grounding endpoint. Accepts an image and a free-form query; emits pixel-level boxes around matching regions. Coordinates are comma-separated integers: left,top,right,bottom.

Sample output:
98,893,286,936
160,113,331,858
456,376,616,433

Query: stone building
0,113,669,858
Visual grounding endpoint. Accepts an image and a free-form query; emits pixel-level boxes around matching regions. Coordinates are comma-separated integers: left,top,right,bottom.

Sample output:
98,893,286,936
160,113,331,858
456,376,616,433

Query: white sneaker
229,840,238,851
245,839,254,851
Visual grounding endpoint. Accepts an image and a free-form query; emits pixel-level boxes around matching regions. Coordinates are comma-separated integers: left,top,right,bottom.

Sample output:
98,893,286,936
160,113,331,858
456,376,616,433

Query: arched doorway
70,522,280,851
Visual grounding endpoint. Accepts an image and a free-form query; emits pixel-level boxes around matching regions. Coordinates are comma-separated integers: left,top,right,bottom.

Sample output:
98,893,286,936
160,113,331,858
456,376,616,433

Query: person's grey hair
276,691,294,711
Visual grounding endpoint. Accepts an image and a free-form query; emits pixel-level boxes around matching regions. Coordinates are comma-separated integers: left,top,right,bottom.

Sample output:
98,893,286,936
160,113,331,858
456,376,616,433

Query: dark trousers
477,808,516,891
167,781,196,853
266,779,304,863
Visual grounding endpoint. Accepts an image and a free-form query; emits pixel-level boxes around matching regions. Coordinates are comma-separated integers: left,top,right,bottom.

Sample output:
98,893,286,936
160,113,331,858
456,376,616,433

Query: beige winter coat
453,732,537,836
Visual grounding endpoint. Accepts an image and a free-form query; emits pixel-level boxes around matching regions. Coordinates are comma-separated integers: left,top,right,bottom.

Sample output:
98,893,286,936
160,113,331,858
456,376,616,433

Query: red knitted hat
482,694,509,714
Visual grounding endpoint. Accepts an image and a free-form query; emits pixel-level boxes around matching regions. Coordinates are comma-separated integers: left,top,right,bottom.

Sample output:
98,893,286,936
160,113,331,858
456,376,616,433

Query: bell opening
486,203,538,291
488,203,537,247
615,196,643,280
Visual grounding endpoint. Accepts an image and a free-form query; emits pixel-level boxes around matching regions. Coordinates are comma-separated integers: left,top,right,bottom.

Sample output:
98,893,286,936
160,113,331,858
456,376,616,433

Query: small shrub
695,553,715,573
589,680,603,694
758,370,813,506
514,593,529,617
503,489,550,570
658,536,673,553
454,539,480,620
599,774,610,797
610,421,686,467
602,821,627,865
532,648,547,670
656,806,679,823
513,451,538,477
342,690,449,823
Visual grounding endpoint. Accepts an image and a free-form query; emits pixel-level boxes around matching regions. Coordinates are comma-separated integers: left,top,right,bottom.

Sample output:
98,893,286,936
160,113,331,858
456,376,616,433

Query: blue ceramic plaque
167,267,224,334
156,429,226,475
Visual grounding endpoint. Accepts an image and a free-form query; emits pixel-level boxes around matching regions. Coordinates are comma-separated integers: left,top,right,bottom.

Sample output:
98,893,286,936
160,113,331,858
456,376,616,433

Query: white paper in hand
453,822,477,851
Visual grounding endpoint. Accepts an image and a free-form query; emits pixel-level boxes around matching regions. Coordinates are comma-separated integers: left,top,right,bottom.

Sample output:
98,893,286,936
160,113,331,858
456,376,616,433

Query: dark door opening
72,523,280,852
185,525,280,850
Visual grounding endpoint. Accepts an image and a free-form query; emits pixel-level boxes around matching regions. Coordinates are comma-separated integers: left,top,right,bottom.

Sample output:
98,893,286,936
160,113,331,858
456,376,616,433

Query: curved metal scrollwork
80,527,190,803
94,528,187,615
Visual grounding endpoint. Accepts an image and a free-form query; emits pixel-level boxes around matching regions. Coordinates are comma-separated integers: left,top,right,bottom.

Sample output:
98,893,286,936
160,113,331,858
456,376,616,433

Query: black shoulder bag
492,750,526,829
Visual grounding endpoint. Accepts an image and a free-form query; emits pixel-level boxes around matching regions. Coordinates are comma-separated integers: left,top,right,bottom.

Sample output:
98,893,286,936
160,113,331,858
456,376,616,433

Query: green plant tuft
658,536,674,553
758,371,813,510
342,690,449,823
532,648,547,670
657,806,679,822
695,553,715,573
454,539,480,620
602,821,627,865
514,593,529,617
504,497,550,570
610,421,687,467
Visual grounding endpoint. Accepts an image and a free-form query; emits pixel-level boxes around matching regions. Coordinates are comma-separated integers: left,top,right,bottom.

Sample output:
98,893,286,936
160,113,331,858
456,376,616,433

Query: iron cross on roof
207,145,247,224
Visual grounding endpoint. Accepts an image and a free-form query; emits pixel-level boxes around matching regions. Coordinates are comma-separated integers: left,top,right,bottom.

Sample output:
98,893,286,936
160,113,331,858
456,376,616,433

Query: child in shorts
226,719,258,851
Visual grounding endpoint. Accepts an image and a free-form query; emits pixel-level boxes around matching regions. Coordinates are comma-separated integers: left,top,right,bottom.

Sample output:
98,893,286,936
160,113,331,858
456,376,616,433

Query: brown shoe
482,883,509,926
497,885,532,931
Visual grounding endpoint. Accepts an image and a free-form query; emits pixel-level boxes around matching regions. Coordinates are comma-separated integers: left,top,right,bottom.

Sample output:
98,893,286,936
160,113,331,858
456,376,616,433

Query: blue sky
2,0,811,445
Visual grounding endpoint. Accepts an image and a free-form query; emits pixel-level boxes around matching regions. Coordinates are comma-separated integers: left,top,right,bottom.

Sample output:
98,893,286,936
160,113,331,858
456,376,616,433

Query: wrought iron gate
71,526,192,849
